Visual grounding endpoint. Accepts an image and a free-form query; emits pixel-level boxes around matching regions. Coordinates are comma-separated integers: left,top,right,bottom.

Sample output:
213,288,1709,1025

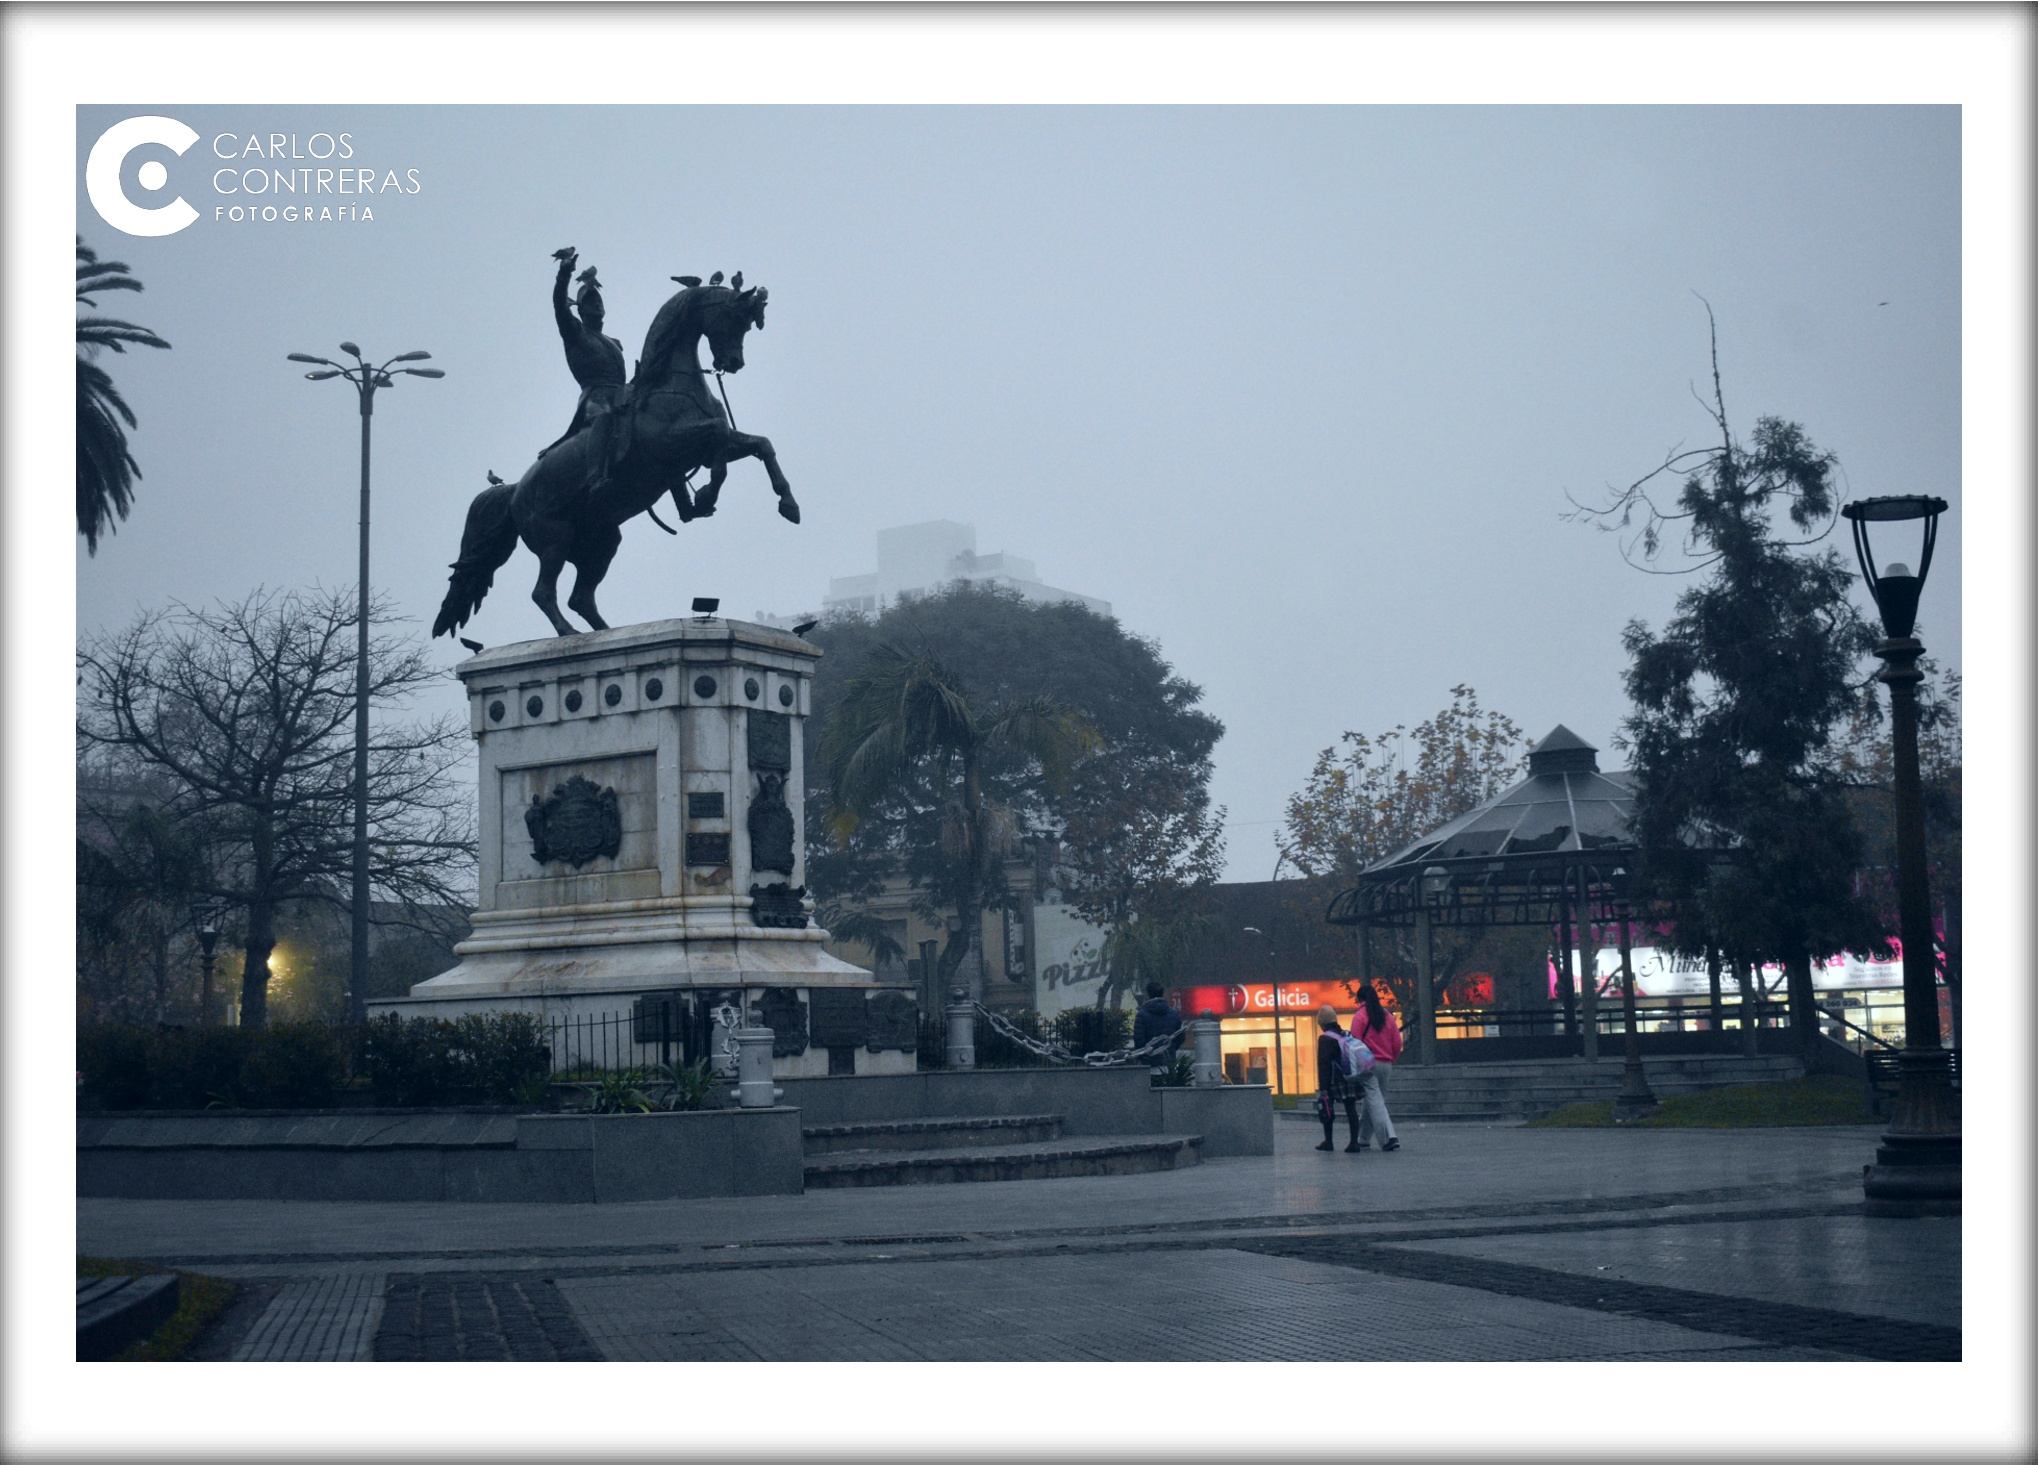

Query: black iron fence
1426,989,1917,1046
543,1000,726,1077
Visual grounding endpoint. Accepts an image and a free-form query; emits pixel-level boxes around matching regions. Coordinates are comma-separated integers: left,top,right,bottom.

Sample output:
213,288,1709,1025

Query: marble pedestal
369,617,914,1078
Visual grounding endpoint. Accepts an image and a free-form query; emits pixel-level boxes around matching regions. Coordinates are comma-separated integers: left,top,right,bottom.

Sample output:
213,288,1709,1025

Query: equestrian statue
432,248,798,640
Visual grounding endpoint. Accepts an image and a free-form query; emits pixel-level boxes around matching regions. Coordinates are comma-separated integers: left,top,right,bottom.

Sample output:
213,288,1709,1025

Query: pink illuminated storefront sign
1548,940,1934,999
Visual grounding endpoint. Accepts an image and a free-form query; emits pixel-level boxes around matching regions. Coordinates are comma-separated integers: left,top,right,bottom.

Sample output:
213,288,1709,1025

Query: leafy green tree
77,588,475,1027
1281,684,1525,883
1579,315,1881,1045
819,642,1097,1002
1280,685,1535,1017
77,237,171,553
804,583,1226,993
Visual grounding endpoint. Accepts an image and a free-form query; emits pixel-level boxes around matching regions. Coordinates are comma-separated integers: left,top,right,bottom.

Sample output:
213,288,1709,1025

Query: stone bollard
734,1027,781,1108
1190,1013,1224,1087
945,986,976,1070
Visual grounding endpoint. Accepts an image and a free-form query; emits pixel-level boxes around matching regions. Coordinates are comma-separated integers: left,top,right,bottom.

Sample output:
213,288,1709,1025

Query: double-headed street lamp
288,344,444,1026
1841,493,1958,1216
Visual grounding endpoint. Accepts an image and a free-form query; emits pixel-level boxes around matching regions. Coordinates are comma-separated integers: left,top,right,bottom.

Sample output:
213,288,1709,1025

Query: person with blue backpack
1313,1005,1372,1152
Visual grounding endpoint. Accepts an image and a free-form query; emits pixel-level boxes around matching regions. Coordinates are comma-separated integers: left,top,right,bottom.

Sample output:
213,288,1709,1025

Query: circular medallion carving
603,684,622,708
488,700,505,723
694,675,717,699
565,689,583,713
778,684,795,707
744,677,761,701
525,694,543,718
644,677,664,702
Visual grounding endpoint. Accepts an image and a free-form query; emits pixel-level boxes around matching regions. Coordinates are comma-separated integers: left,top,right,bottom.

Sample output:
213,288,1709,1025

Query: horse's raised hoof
777,493,801,525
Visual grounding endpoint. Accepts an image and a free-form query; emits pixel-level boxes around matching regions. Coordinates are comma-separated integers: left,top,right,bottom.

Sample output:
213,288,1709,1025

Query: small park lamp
191,906,221,1026
289,345,442,1028
1606,867,1658,1122
1841,494,1958,1215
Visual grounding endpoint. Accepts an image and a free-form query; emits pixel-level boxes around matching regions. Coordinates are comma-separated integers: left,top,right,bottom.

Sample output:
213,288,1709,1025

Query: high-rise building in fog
820,520,1109,618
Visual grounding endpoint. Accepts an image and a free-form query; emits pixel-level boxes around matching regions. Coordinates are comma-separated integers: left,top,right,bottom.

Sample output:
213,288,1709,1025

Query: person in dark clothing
1314,1004,1364,1152
1131,982,1185,1067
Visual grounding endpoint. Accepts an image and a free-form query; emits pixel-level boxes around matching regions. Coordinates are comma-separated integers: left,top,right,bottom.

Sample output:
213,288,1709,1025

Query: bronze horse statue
432,277,797,640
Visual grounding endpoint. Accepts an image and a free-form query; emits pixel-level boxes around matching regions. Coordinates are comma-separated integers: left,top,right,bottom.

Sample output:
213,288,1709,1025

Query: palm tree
820,644,1098,1003
77,237,171,553
1099,909,1211,1014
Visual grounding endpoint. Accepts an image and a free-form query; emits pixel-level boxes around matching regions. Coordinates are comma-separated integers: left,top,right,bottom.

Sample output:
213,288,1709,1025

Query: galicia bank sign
85,116,423,236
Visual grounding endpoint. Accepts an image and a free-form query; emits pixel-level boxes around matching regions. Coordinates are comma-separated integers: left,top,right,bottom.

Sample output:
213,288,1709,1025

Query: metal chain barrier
972,1002,1181,1067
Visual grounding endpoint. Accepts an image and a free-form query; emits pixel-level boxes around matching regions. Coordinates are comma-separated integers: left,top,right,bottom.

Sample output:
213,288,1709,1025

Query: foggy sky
74,105,1962,881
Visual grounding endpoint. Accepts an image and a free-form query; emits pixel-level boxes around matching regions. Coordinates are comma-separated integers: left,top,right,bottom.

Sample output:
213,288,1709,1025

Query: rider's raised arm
553,256,578,342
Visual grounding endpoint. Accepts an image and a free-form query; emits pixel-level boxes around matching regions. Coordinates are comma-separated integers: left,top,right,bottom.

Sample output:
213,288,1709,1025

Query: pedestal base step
801,1114,1064,1155
803,1133,1203,1188
77,1274,181,1360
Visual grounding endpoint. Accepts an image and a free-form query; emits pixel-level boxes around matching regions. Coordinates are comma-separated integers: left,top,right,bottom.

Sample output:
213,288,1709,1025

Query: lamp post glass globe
1841,495,1947,641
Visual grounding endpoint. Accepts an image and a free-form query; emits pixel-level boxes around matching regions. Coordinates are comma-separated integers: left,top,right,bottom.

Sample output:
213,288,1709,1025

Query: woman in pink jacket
1349,982,1402,1151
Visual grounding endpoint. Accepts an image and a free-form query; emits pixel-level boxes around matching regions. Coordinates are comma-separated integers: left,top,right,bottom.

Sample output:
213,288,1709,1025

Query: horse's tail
432,483,519,639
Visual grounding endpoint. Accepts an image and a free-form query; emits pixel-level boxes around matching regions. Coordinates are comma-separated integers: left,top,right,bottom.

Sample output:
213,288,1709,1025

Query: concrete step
1297,1056,1809,1123
803,1133,1203,1188
77,1273,180,1360
801,1114,1064,1156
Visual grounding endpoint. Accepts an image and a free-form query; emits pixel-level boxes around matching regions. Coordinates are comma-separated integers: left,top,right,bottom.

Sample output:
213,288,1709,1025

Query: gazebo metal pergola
1325,725,1661,1117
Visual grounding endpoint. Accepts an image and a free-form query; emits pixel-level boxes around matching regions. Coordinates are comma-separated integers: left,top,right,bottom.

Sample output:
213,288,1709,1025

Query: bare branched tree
77,587,476,1027
1565,297,1847,574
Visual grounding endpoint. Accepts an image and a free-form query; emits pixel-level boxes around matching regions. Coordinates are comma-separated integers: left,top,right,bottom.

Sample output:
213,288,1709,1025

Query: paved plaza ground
76,1119,1958,1363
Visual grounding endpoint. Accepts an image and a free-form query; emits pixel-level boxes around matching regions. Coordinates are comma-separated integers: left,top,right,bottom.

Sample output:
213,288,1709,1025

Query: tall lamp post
1242,926,1284,1095
1842,494,1958,1216
288,344,443,1026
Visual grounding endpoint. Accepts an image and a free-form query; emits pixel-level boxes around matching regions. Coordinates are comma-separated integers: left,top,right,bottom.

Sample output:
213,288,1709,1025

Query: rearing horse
432,278,798,640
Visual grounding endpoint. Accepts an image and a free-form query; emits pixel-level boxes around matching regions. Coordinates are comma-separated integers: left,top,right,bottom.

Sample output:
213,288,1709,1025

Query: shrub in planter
1051,1006,1131,1057
147,1027,256,1109
647,1059,721,1111
240,1024,346,1108
354,1012,552,1106
77,1026,152,1110
1151,1053,1195,1088
972,1008,1048,1069
356,1014,465,1106
455,1013,549,1102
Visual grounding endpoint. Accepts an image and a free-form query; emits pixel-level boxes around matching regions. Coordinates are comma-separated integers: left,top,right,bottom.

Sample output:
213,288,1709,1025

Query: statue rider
539,246,628,471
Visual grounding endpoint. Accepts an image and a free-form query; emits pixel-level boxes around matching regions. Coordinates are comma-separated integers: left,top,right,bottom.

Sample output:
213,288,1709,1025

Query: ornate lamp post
1610,878,1658,1122
287,345,443,1026
1842,494,1958,1216
191,906,220,1026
